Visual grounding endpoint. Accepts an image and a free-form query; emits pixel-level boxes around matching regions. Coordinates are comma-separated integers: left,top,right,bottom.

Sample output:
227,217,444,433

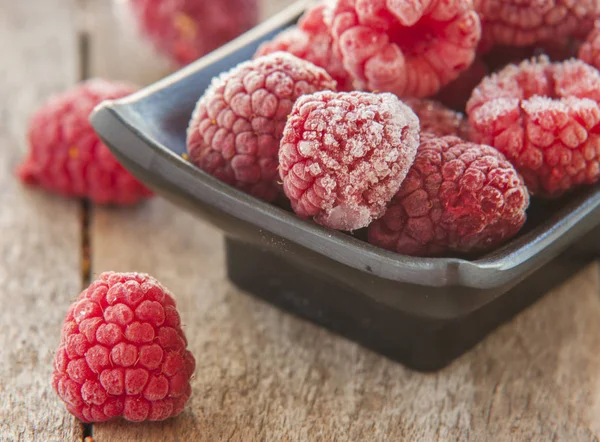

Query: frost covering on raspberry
279,91,420,231
467,57,600,197
187,52,336,202
368,135,529,256
17,79,152,205
326,0,481,97
53,272,195,423
255,4,353,91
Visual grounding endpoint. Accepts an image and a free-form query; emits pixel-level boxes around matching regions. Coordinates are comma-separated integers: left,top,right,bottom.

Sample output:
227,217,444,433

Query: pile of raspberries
16,0,600,426
186,0,600,258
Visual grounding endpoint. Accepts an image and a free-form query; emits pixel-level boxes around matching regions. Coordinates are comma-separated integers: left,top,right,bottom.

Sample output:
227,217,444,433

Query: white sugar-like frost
324,133,338,148
385,148,400,162
307,162,322,176
298,140,316,156
348,138,368,158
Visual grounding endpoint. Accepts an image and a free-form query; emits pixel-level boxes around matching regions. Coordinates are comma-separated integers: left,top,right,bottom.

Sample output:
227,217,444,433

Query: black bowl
90,1,600,371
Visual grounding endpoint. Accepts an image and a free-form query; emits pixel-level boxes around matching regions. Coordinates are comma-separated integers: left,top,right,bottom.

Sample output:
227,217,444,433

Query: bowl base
225,237,590,371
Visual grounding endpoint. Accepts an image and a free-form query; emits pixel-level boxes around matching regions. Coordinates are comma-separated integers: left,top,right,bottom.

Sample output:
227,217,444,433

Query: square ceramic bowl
90,1,600,371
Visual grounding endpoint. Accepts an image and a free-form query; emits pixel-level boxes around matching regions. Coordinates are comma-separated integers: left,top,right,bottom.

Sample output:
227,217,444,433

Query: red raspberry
186,52,336,202
466,56,600,197
474,0,598,50
129,0,258,66
404,98,468,138
52,272,195,423
435,57,489,111
279,91,420,231
579,21,600,70
17,79,152,205
326,0,481,98
255,4,353,91
368,135,529,256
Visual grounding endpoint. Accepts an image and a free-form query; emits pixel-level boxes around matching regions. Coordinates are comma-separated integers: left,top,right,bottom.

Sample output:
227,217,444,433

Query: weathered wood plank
261,0,298,19
87,1,600,440
0,1,84,440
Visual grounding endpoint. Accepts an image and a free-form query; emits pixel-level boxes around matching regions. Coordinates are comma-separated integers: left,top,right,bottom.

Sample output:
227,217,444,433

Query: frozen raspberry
187,52,336,202
482,41,581,73
326,0,481,98
279,91,420,231
435,57,489,111
404,98,468,138
368,135,529,256
579,22,600,70
474,0,598,50
467,56,600,197
17,79,152,205
255,4,353,91
129,0,258,66
52,272,195,423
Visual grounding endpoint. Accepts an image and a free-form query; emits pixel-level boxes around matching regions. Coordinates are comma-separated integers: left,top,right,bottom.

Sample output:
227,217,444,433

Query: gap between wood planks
78,23,94,442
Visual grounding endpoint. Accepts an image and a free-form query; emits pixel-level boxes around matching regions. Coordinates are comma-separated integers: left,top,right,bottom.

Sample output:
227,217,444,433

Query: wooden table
1,1,600,440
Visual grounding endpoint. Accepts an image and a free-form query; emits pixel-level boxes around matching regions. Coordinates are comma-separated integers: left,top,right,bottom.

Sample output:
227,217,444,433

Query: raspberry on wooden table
467,56,600,197
53,272,195,423
129,0,258,66
404,98,468,138
279,91,420,231
474,0,599,51
368,135,529,256
186,52,337,202
255,3,353,91
17,79,153,205
326,0,481,97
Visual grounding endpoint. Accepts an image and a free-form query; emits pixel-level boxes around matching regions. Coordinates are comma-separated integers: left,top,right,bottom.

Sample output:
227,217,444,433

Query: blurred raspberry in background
127,0,259,66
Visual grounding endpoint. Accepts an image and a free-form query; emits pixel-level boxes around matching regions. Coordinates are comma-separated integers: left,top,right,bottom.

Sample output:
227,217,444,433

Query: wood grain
0,0,84,440
261,0,298,19
86,1,600,441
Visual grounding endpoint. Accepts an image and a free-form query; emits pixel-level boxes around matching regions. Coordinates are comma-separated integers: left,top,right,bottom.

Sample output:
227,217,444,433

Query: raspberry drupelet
404,98,468,138
53,272,195,423
326,0,481,98
255,3,353,91
17,79,153,205
579,21,600,71
129,0,258,66
368,135,529,256
279,91,420,231
186,52,337,202
474,0,599,51
467,56,600,197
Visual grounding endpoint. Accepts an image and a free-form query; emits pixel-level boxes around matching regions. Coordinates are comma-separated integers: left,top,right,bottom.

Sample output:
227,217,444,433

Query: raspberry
279,91,420,231
579,21,600,70
435,57,489,111
255,4,353,91
474,0,598,50
368,135,529,256
52,272,195,423
327,0,481,97
186,52,336,202
466,56,600,196
129,0,258,66
404,98,468,138
17,79,153,205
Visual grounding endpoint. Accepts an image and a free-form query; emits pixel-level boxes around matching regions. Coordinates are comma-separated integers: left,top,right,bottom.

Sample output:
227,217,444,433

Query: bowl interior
92,2,600,289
